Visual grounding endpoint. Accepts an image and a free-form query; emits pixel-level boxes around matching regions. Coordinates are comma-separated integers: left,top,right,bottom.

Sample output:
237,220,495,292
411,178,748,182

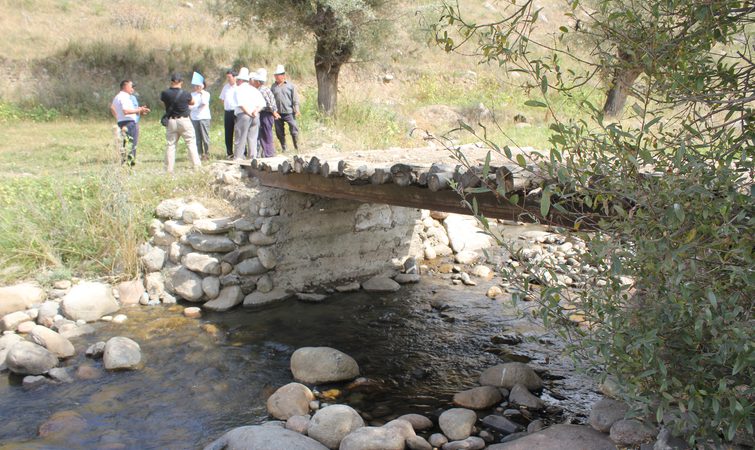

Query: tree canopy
433,0,753,444
216,0,393,116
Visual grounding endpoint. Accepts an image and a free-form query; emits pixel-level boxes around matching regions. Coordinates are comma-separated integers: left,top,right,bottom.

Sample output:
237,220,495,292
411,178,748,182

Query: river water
0,278,598,449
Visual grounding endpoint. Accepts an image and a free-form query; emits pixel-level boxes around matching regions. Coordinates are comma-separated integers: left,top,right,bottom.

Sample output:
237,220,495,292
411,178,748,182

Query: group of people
110,64,300,173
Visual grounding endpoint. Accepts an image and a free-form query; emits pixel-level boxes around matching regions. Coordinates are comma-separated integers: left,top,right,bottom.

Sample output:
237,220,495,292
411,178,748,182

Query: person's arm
110,102,118,120
292,85,301,117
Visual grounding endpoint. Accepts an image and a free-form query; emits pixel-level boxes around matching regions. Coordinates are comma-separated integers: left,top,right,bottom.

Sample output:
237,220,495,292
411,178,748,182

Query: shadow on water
0,280,598,449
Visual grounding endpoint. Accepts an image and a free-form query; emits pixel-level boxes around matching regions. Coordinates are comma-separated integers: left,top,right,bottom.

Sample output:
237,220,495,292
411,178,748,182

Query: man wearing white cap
232,67,266,160
251,68,279,157
270,64,300,152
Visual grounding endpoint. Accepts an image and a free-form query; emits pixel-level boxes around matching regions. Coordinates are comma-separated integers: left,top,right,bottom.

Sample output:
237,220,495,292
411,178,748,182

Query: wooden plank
247,168,587,227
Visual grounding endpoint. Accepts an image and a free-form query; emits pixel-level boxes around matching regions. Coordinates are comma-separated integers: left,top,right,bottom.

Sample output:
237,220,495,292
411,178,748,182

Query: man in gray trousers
271,64,300,152
232,67,266,160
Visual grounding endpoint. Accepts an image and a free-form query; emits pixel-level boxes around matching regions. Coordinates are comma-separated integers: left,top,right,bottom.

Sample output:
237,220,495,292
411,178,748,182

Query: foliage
215,0,395,115
433,0,754,444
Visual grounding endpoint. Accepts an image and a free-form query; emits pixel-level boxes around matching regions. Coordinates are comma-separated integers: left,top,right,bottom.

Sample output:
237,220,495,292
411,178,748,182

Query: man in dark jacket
270,64,300,152
160,73,201,173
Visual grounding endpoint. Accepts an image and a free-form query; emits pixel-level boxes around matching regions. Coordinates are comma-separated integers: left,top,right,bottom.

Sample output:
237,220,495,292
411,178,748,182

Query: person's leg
274,118,287,152
288,116,299,151
165,119,179,173
179,118,201,168
247,115,260,159
129,121,140,159
191,120,204,156
224,110,235,156
233,114,251,160
259,112,275,157
200,119,211,159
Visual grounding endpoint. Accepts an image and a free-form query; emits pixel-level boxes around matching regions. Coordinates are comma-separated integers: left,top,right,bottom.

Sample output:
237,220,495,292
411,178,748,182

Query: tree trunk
603,67,643,117
315,57,341,117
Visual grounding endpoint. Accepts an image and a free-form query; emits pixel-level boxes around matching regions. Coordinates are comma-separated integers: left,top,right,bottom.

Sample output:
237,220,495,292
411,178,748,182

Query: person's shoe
126,154,136,167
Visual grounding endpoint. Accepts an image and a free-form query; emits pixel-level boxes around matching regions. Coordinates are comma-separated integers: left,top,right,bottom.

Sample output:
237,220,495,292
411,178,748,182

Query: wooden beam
247,168,586,228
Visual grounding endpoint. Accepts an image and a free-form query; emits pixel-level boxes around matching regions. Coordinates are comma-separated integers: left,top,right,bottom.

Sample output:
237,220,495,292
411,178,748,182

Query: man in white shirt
218,69,237,158
190,80,212,161
110,79,149,165
232,67,267,160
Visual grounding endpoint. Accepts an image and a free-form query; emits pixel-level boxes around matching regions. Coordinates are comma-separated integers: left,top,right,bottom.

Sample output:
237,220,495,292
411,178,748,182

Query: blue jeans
117,120,139,158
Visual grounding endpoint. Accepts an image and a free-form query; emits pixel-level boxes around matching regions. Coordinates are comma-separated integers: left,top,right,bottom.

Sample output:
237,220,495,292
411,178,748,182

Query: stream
0,276,599,449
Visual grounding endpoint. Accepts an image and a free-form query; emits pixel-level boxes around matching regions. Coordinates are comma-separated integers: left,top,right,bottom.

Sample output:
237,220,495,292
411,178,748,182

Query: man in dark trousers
160,73,201,173
110,79,149,165
218,69,237,158
270,64,300,152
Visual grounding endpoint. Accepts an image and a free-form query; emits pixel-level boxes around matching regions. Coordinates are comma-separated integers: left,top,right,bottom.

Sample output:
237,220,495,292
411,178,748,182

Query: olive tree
433,0,753,444
216,0,392,116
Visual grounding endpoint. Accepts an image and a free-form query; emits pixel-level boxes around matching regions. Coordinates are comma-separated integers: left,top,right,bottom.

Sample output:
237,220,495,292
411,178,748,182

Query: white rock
2,311,32,332
290,347,360,384
61,282,119,322
267,382,315,420
362,276,400,292
193,217,234,234
165,266,204,302
479,362,543,390
30,325,75,358
443,214,495,253
181,202,209,224
112,314,127,324
6,340,58,375
203,286,243,312
438,408,477,441
117,279,145,306
103,336,141,370
163,220,194,238
308,404,365,448
183,253,221,275
155,198,186,220
339,426,404,450
0,283,46,317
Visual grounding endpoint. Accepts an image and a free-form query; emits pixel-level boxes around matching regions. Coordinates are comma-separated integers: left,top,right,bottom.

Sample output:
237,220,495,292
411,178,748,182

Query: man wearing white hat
232,67,267,160
251,68,279,157
270,64,300,152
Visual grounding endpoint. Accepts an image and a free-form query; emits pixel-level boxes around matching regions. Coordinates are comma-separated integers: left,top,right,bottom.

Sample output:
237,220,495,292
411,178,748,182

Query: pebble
183,307,201,319
112,314,128,324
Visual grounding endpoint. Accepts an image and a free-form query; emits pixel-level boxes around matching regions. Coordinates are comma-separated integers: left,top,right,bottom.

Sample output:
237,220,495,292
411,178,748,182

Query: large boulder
243,289,293,308
203,286,244,312
443,214,495,253
165,266,204,302
438,408,477,441
117,279,145,306
103,337,142,370
2,311,32,331
0,333,24,371
361,276,400,293
186,234,237,253
266,382,315,420
308,404,365,449
61,282,119,322
479,362,543,391
290,347,360,385
0,283,46,317
339,426,405,450
183,253,222,275
453,386,503,410
486,424,617,450
204,425,328,450
6,340,58,375
589,398,629,433
29,325,75,358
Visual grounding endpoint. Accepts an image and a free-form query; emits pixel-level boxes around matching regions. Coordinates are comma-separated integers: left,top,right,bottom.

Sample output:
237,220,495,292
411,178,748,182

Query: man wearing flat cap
270,64,300,152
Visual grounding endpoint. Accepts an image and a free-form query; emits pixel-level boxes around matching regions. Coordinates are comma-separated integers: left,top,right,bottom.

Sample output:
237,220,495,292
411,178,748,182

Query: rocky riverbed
0,163,702,449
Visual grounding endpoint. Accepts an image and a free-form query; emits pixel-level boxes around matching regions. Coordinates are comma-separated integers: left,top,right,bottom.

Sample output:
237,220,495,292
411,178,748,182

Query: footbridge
233,146,591,229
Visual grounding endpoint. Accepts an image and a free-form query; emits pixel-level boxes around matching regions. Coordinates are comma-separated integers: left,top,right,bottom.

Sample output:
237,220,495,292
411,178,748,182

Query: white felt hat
237,67,251,81
273,64,285,75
